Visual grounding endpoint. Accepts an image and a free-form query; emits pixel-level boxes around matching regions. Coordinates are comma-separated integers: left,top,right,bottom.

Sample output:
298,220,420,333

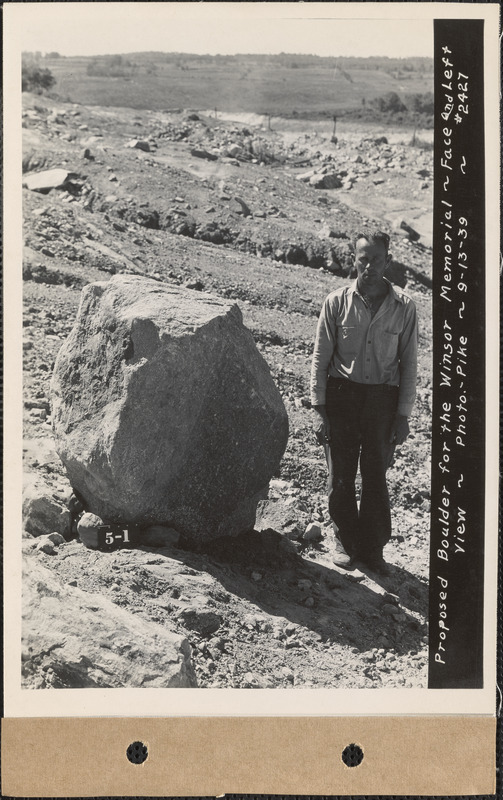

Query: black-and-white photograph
5,2,497,719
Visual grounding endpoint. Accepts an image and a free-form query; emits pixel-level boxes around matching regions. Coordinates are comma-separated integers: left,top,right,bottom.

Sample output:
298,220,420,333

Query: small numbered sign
96,524,140,549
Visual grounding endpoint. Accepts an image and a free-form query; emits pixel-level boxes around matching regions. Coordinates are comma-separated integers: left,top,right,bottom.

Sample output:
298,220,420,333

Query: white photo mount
3,2,500,796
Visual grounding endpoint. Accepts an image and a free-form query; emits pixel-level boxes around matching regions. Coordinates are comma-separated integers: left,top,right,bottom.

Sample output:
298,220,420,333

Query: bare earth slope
21,94,432,690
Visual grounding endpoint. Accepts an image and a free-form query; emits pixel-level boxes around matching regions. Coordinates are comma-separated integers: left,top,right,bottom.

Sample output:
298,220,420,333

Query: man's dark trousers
325,376,398,561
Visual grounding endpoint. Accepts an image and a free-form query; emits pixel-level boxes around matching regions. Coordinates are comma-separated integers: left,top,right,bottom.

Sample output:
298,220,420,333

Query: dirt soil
21,93,432,690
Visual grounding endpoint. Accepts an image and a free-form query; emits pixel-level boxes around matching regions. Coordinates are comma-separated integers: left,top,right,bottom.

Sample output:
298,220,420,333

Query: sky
9,2,433,59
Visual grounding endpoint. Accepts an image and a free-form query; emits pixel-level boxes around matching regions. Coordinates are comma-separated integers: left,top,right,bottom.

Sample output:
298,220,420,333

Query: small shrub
22,63,56,94
371,92,407,114
407,92,434,115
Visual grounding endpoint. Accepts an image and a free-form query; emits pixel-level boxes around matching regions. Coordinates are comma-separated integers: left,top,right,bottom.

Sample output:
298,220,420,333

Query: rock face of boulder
22,558,196,688
51,275,288,541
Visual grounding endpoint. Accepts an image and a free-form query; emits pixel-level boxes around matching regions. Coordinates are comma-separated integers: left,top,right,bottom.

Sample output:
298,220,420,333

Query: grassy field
43,54,433,117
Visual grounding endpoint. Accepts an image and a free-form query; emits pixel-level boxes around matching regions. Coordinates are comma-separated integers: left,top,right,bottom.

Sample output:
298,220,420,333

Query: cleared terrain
41,52,433,118
21,85,432,690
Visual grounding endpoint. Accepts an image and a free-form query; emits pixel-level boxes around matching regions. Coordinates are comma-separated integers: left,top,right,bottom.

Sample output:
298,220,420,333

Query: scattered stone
191,148,218,161
227,144,242,158
46,532,66,546
321,174,343,189
251,571,262,581
23,474,70,538
242,671,271,688
184,278,204,291
229,197,251,216
304,596,315,608
25,397,51,411
296,169,317,183
280,666,295,683
177,607,222,636
29,408,48,420
23,169,75,194
303,523,323,541
77,512,105,549
269,480,291,492
393,218,420,242
127,139,150,152
255,497,307,540
317,225,348,240
36,539,57,555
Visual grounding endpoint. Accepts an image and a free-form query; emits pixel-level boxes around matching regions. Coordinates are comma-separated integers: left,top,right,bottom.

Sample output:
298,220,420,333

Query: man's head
353,231,391,292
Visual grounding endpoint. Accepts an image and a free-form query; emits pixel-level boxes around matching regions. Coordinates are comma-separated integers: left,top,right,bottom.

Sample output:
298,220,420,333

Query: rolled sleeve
397,300,418,416
310,296,338,406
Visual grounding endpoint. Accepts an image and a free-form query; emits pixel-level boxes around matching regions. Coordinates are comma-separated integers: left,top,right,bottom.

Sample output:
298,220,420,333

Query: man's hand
389,413,409,445
313,404,331,445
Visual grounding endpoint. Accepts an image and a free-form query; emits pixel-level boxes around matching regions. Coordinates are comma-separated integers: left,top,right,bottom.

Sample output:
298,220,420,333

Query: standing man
310,231,418,576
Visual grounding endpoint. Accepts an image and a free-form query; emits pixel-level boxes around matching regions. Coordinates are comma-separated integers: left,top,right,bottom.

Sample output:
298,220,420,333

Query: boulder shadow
149,528,427,657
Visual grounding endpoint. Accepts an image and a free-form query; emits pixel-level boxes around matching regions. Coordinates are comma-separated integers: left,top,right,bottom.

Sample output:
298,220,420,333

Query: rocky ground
20,93,432,690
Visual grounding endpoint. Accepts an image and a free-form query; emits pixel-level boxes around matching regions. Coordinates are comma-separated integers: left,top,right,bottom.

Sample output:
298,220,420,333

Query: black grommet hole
342,742,364,767
127,741,148,764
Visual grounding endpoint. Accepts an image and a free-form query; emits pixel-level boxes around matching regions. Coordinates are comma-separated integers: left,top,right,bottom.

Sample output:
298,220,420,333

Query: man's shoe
333,552,355,570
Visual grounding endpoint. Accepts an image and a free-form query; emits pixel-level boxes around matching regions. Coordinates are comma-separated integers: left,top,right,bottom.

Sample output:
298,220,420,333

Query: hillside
21,91,432,690
32,52,433,122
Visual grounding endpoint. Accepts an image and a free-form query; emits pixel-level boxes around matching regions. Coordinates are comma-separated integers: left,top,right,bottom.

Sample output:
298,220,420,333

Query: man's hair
353,230,390,255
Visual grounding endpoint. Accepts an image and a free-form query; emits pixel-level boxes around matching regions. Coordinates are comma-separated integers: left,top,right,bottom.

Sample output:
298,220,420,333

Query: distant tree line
113,51,433,74
86,54,138,77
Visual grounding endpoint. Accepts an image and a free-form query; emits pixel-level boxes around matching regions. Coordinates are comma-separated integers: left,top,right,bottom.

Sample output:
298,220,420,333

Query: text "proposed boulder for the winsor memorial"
51,275,288,541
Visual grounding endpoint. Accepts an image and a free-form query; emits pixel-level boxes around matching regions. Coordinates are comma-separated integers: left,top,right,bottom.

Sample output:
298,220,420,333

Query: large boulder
50,275,288,542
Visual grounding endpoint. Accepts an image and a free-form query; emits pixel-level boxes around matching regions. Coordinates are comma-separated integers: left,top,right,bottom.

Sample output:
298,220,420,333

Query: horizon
25,50,434,62
11,3,433,60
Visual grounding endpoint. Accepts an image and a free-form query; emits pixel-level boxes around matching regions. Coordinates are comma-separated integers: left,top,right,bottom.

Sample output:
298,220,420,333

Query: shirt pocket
381,330,400,361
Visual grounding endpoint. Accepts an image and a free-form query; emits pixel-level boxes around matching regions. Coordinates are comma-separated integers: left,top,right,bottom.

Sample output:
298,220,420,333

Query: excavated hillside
21,93,432,690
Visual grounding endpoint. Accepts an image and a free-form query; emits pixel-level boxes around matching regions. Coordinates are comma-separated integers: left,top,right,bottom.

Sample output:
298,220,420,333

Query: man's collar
351,277,405,303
